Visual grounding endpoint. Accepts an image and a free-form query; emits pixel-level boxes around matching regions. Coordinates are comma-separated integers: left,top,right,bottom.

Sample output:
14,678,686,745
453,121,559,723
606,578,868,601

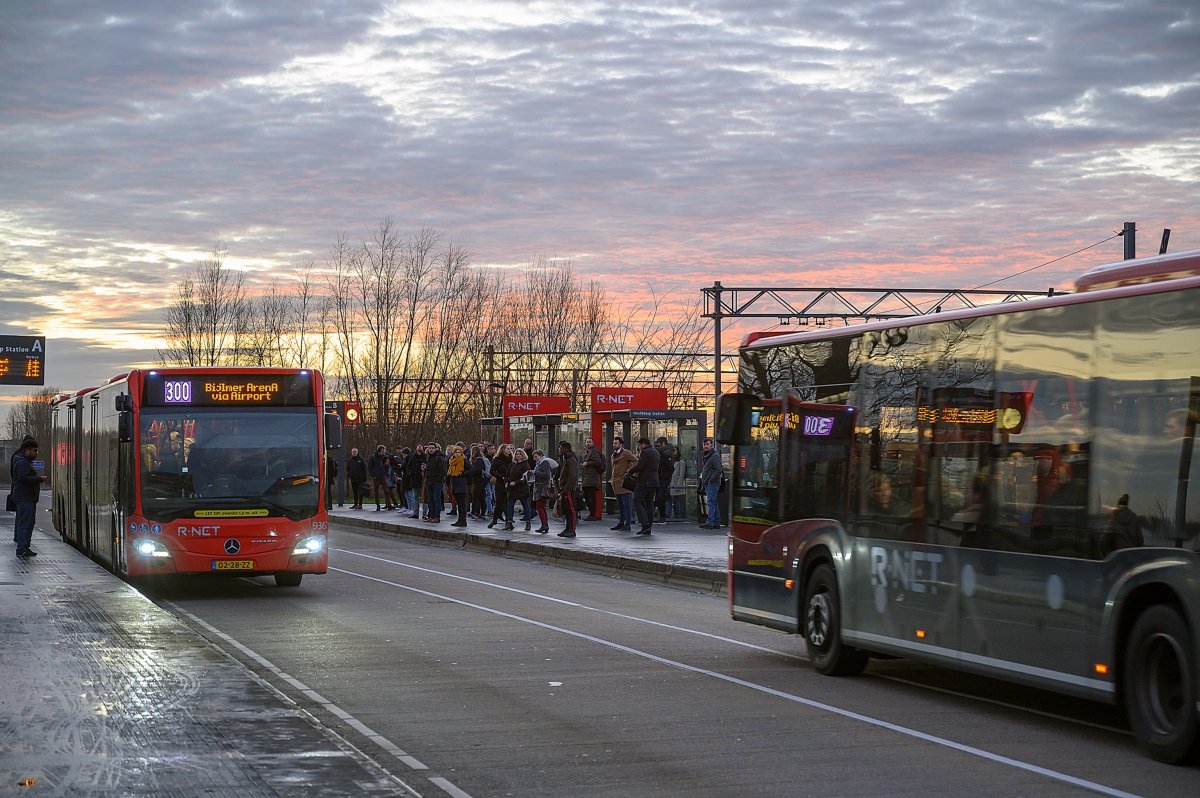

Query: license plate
213,560,255,571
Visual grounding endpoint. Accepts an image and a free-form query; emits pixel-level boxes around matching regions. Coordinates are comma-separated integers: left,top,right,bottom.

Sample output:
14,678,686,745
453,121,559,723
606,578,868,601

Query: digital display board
0,335,46,386
143,373,313,406
796,408,855,438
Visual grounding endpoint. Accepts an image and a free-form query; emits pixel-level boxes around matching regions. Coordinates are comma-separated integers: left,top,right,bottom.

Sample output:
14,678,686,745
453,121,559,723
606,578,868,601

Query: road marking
336,548,782,653
167,603,472,798
336,546,1131,735
330,563,1145,798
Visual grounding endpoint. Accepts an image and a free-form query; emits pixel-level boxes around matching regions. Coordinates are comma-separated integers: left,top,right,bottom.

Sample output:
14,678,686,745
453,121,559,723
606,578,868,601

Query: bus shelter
508,413,590,456
480,417,503,447
600,409,709,522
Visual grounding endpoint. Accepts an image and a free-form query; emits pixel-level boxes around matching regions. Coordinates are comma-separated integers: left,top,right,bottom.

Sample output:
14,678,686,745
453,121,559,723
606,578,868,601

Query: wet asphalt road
144,522,1197,798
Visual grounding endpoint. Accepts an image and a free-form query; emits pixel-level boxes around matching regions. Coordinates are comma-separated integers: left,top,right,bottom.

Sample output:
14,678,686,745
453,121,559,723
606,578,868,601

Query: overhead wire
970,231,1124,290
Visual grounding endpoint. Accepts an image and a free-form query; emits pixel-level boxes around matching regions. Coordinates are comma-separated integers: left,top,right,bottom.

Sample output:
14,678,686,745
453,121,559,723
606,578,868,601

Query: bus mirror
324,411,343,450
118,410,134,443
715,393,749,445
115,394,133,412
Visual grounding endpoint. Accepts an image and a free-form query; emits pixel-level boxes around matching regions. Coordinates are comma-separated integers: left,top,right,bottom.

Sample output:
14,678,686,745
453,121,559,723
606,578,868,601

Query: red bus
718,247,1200,761
51,367,339,586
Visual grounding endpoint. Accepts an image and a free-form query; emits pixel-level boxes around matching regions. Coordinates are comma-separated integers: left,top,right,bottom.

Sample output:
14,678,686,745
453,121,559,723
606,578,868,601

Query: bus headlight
135,538,171,558
292,536,325,555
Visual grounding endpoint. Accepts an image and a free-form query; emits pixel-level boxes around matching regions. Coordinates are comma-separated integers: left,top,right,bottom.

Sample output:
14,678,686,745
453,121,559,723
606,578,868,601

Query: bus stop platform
0,511,417,798
328,506,728,594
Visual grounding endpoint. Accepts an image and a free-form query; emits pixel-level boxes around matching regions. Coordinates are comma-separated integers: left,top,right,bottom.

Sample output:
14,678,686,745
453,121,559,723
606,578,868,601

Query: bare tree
160,240,247,366
288,261,331,371
4,386,60,452
238,284,292,366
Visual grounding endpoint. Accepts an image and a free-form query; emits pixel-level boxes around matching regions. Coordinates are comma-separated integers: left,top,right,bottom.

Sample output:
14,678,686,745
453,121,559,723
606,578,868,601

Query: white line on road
335,546,1130,736
336,547,784,653
167,603,473,798
330,562,1145,798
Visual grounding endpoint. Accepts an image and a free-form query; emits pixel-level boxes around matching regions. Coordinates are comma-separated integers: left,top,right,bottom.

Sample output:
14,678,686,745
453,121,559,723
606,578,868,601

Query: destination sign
143,373,314,406
0,335,46,386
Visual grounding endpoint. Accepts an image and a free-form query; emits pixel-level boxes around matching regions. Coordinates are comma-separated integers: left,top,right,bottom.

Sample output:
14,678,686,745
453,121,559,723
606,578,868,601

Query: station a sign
0,335,45,386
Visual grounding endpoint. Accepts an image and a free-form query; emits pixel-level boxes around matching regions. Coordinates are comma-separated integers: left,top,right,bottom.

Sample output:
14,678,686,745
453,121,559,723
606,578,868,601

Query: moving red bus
51,367,339,586
718,247,1200,761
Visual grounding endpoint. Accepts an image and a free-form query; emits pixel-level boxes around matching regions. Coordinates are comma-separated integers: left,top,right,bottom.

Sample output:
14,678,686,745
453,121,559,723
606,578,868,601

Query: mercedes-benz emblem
224,538,241,555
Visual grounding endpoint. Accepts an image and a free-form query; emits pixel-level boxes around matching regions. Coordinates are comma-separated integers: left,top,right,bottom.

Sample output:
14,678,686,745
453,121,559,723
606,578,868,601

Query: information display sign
0,335,46,386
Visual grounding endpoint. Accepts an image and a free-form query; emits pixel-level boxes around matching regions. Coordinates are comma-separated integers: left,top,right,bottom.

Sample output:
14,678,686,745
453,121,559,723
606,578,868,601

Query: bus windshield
139,407,320,521
733,402,782,523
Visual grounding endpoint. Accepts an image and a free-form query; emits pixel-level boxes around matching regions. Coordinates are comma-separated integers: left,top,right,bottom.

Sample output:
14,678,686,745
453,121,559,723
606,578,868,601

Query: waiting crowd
330,436,727,538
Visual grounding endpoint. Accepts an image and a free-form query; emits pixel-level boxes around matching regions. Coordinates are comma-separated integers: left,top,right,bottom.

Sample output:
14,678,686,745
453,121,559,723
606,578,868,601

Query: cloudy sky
1,0,1197,405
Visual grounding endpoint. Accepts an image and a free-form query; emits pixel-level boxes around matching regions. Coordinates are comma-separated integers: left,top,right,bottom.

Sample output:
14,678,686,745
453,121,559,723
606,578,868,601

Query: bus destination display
144,373,313,406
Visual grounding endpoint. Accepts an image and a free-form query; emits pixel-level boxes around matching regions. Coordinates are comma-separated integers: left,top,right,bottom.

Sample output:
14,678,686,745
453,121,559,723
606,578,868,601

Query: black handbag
5,493,15,512
621,473,638,492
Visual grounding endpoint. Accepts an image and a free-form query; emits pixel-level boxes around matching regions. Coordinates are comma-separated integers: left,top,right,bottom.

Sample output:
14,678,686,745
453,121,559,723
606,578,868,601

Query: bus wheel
804,563,867,676
1123,605,1199,763
274,572,303,587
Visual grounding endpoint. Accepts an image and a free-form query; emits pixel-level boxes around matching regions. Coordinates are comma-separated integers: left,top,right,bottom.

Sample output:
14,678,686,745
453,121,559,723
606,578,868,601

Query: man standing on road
10,436,46,557
556,441,580,538
699,438,723,529
626,437,660,536
580,438,606,521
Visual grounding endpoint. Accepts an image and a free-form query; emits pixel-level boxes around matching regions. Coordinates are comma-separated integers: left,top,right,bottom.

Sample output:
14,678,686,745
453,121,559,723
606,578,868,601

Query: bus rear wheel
274,572,303,587
1123,605,1199,763
804,563,867,676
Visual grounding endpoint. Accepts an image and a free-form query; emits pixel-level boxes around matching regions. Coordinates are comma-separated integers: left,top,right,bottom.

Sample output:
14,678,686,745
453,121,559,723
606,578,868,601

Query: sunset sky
2,1,1198,406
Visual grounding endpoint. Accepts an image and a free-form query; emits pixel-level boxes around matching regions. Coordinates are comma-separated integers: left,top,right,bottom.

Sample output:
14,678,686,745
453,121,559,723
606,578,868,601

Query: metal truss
701,281,1060,399
702,283,1058,322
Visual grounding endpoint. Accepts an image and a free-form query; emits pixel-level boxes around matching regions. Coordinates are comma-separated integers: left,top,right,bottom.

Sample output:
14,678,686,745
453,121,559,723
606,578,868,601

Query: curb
332,514,728,595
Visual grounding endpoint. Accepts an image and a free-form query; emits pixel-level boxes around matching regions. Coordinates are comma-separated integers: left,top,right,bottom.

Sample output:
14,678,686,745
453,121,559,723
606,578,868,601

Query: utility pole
711,280,723,405
1123,221,1136,260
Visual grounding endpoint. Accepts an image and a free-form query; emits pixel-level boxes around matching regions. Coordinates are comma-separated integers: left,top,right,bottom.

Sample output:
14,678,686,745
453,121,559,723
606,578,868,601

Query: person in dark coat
654,438,676,522
391,446,408,511
346,447,368,510
555,441,581,537
469,445,489,520
368,445,396,511
504,449,533,531
401,443,425,517
10,436,46,557
423,443,449,522
625,438,660,535
325,453,338,508
580,439,606,521
700,438,723,529
488,444,514,529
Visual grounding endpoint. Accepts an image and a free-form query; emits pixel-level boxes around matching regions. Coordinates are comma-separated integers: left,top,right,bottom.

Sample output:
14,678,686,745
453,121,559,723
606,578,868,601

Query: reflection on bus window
733,404,781,521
